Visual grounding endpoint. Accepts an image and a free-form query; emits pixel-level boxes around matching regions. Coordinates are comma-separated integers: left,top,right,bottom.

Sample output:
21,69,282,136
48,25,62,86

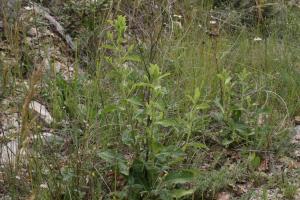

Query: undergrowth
1,0,300,199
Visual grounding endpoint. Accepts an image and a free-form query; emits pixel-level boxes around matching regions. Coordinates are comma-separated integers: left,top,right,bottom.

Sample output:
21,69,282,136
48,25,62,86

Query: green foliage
98,150,129,176
282,183,298,200
2,1,300,199
212,68,268,148
247,152,261,171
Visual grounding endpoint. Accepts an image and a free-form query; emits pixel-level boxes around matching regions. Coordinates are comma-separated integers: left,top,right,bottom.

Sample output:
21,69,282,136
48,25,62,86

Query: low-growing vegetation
0,0,300,199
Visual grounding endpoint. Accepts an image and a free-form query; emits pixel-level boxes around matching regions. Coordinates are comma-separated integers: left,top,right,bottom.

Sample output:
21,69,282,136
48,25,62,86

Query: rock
0,140,18,164
27,27,38,37
31,132,63,145
292,126,300,144
294,150,300,158
0,139,27,165
29,101,53,125
1,131,63,165
217,192,230,200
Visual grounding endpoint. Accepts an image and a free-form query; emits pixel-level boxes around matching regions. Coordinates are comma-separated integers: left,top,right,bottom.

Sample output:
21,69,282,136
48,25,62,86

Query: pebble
27,27,38,37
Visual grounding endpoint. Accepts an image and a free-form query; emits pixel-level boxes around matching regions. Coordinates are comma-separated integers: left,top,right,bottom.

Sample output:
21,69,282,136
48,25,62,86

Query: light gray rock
0,140,18,164
292,126,300,144
295,126,300,135
29,101,53,125
31,132,64,145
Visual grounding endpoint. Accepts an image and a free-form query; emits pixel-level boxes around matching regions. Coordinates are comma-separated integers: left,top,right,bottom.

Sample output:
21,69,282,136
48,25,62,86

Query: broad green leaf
158,72,171,80
121,131,135,146
155,119,177,127
249,153,261,170
171,189,195,199
125,55,141,62
225,77,232,85
185,142,208,150
195,103,210,110
102,44,115,50
132,82,155,90
98,150,121,163
101,105,118,114
214,98,225,114
128,159,159,190
98,150,129,175
194,87,201,102
164,170,196,185
126,97,143,106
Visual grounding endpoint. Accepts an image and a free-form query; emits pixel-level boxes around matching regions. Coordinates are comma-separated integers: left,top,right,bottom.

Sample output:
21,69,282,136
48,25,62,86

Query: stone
29,101,53,125
217,192,230,200
292,126,300,144
27,27,38,37
31,132,63,144
0,140,18,164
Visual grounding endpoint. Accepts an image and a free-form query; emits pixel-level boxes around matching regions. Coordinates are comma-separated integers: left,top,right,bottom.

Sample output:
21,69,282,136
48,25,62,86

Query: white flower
173,14,183,19
254,37,262,41
209,20,217,25
24,6,33,11
40,183,48,189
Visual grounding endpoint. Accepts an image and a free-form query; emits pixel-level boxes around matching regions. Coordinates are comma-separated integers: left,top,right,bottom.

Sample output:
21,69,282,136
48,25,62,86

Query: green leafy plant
1,2,299,200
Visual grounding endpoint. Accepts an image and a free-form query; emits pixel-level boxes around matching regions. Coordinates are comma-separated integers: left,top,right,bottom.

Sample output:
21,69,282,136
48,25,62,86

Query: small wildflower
15,176,21,180
210,20,217,25
24,6,33,11
40,183,48,189
254,37,262,41
173,14,182,19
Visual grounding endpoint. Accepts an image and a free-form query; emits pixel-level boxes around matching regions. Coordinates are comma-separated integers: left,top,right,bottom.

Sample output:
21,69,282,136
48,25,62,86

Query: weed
1,1,300,199
282,183,298,200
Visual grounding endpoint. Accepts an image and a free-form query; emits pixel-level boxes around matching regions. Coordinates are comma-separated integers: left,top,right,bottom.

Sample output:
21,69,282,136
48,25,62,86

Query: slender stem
212,36,223,104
